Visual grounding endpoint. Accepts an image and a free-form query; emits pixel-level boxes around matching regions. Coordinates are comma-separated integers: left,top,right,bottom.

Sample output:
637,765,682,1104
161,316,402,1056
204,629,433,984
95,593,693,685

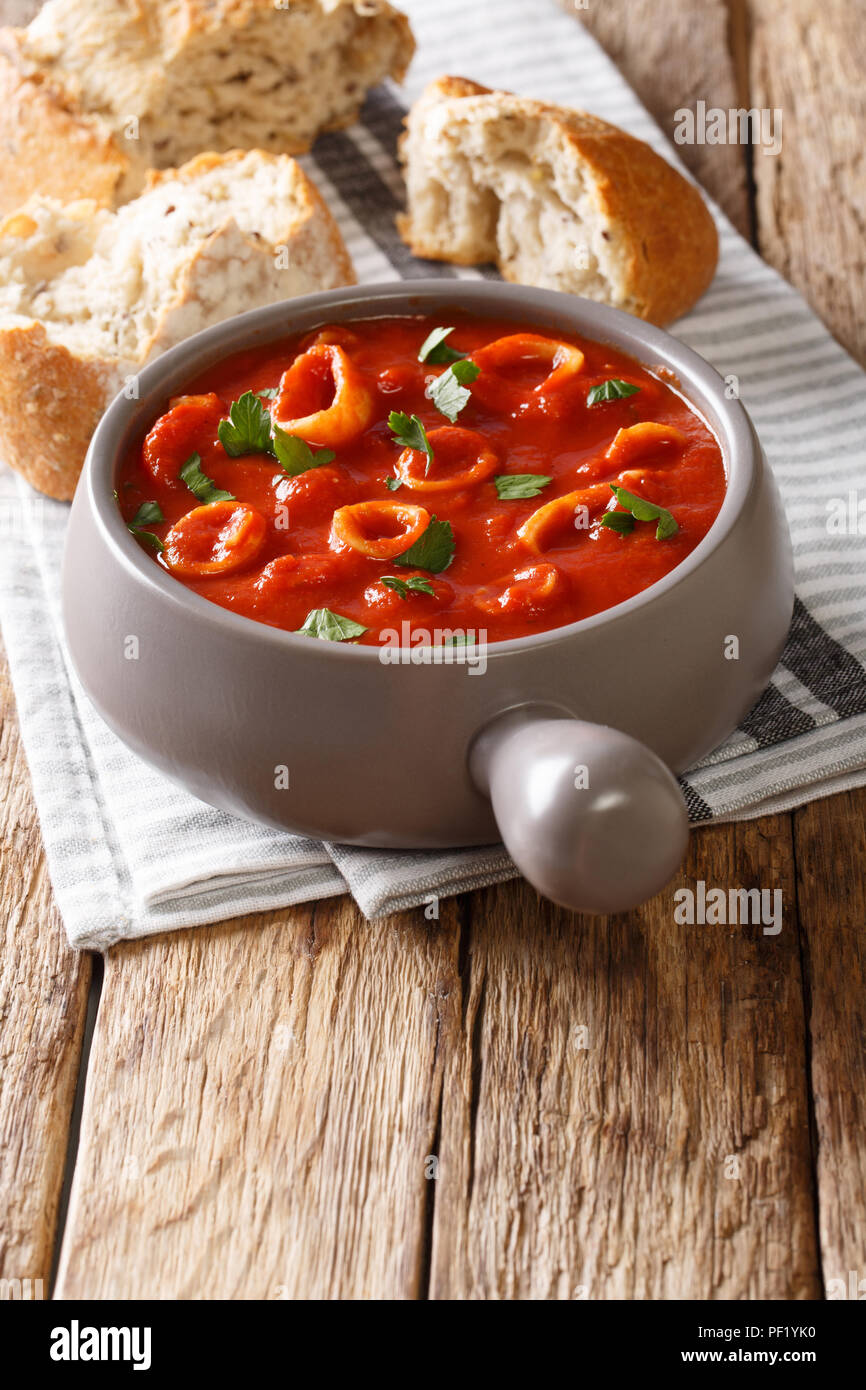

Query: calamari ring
330,500,431,560
143,392,225,488
473,563,568,617
396,426,498,493
517,484,612,553
470,333,585,415
253,553,347,596
164,501,266,577
604,421,687,466
273,344,373,448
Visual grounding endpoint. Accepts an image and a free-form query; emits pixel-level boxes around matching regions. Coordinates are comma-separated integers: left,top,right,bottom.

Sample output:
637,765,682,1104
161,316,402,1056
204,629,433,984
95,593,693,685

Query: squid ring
164,501,266,577
517,484,612,553
330,500,431,559
604,421,687,466
396,426,499,493
273,344,373,448
473,562,567,617
470,333,585,415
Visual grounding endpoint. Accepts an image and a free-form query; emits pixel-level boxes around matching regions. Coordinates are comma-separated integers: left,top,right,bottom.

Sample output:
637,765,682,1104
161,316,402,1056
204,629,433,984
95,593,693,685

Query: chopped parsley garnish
130,530,165,553
602,484,678,540
218,390,334,476
381,574,436,599
587,379,641,406
393,515,455,573
217,390,274,456
598,510,635,535
428,358,480,423
418,325,467,365
178,452,235,503
129,500,164,528
256,387,278,399
384,475,402,491
128,500,165,551
494,473,552,500
388,411,434,474
295,608,368,642
272,426,335,476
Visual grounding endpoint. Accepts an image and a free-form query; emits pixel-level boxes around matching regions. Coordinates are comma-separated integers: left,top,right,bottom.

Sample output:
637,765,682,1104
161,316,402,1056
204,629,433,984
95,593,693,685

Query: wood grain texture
55,897,460,1299
792,792,866,1292
747,0,866,1295
0,640,91,1289
750,0,866,365
571,0,751,237
430,821,820,1299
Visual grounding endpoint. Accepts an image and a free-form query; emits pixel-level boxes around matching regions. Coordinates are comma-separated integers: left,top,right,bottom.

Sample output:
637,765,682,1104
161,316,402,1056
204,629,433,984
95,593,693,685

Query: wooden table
2,0,864,1300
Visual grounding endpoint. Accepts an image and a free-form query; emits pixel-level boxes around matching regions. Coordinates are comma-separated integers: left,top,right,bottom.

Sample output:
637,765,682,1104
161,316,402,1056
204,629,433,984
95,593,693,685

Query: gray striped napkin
1,0,865,949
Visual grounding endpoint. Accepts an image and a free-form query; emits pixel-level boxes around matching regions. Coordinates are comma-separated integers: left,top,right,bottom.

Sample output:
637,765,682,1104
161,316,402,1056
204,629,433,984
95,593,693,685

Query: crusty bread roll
0,0,414,215
398,77,718,325
0,149,355,500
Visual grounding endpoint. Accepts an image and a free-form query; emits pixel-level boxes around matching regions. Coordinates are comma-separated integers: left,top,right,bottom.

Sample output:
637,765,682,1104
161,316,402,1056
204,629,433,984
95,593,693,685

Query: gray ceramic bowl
63,283,794,914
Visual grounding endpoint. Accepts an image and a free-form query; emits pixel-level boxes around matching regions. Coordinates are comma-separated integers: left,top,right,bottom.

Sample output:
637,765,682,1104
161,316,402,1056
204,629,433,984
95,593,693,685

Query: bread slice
0,149,356,500
0,0,415,215
397,77,718,325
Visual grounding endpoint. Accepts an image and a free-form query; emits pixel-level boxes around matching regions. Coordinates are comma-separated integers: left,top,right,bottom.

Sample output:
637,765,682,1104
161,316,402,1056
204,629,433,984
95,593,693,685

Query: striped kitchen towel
1,0,865,948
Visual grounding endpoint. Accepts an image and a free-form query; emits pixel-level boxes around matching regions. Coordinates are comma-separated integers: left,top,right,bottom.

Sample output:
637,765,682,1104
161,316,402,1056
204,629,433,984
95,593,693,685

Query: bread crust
0,0,415,215
0,150,356,500
398,77,718,326
0,322,120,502
144,149,356,292
0,39,128,215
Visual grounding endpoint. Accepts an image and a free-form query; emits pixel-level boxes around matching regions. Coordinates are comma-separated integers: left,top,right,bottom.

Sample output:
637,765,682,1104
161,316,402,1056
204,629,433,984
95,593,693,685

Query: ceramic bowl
62,282,794,914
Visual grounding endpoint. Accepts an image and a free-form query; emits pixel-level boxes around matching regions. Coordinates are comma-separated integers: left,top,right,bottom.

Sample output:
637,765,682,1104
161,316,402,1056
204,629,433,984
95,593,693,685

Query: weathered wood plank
0,641,91,1291
750,0,866,365
750,0,866,1295
573,0,751,237
791,792,866,1292
430,820,820,1299
54,896,460,1299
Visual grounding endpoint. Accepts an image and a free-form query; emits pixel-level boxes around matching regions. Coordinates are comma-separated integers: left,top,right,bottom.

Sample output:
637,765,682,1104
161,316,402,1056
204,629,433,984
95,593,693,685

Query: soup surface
117,314,726,646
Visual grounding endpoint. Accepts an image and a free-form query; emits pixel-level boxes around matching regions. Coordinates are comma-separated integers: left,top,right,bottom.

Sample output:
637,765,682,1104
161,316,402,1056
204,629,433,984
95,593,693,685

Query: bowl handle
469,708,689,915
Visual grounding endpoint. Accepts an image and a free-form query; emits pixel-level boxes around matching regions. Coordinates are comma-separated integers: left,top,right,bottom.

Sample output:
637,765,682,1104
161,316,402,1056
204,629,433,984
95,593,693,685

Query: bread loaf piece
398,77,718,325
0,149,355,499
0,0,414,214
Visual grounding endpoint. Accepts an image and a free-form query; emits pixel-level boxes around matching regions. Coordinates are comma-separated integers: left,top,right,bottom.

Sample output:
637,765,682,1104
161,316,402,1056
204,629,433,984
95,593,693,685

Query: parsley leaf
129,500,164,528
178,452,235,503
393,515,455,573
388,411,434,474
599,510,636,535
494,473,552,500
272,426,335,476
256,387,278,399
218,390,274,456
428,359,481,423
130,529,165,553
418,325,467,365
128,500,165,551
606,484,678,539
384,475,402,492
380,574,436,599
587,379,641,406
295,608,368,642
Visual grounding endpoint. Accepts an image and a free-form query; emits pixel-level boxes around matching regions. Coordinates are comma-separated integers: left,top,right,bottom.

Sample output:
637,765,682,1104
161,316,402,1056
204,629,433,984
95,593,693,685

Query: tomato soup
117,314,726,646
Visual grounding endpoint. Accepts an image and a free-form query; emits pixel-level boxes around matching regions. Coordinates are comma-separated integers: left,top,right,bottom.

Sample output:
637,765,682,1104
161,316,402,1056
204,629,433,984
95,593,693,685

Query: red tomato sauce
117,314,726,646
